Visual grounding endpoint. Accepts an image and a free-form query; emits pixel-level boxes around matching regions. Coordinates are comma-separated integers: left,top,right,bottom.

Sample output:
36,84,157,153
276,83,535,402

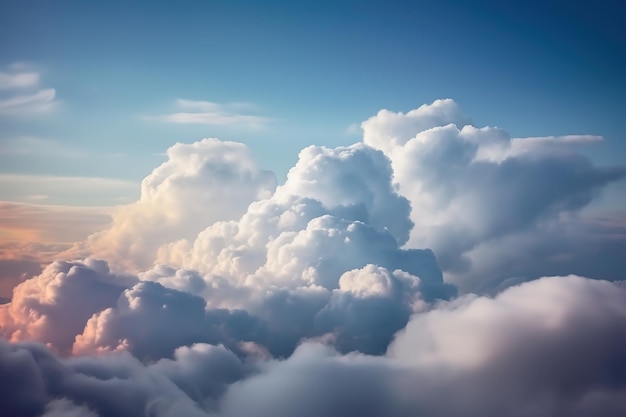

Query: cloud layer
1,99,625,416
2,276,626,417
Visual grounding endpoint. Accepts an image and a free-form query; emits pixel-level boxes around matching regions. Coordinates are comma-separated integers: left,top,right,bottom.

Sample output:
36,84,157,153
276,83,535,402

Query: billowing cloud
362,99,625,288
2,276,626,417
1,98,625,416
87,138,277,272
0,259,134,354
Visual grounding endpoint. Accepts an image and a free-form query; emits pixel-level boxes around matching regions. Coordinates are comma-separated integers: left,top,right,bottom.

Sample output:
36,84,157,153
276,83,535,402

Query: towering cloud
87,139,276,272
362,99,625,288
1,99,624,416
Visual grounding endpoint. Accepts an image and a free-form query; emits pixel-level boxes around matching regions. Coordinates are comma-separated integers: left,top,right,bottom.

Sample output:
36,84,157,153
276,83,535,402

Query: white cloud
87,138,277,272
0,88,59,116
0,64,60,117
152,99,271,129
3,275,626,416
1,98,625,417
362,99,625,288
0,71,39,90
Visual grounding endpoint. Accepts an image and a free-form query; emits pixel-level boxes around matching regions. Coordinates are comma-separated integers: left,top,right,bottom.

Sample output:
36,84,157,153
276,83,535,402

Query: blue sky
0,0,624,205
4,4,626,414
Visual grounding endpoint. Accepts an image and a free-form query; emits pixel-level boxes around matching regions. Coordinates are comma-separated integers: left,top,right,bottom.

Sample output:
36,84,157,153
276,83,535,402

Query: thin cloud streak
0,174,138,206
0,88,58,115
0,64,60,117
151,98,271,129
0,136,88,158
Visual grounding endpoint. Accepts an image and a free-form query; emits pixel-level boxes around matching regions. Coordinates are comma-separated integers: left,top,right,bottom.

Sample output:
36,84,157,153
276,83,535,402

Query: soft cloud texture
87,138,276,271
1,98,625,416
2,276,626,417
362,99,625,288
153,99,271,129
0,65,60,116
0,71,39,90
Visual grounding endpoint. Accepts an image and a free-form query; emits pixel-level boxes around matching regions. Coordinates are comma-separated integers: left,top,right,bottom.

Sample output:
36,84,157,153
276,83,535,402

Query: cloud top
1,98,625,416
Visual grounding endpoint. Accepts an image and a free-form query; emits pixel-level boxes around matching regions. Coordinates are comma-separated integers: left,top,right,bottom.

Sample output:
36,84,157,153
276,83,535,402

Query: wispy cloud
151,98,271,129
0,174,138,206
511,134,603,149
0,71,39,90
0,200,113,244
0,63,60,117
0,136,88,157
344,122,361,136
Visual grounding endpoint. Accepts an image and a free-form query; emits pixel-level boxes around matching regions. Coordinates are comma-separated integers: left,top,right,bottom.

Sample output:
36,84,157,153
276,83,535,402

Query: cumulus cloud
0,259,134,354
0,143,450,357
362,99,625,288
2,276,626,417
1,98,625,416
152,99,271,129
87,138,276,272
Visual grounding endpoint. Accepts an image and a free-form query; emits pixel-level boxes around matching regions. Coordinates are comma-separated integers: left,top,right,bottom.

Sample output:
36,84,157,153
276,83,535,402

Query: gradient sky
1,0,624,206
3,3,626,416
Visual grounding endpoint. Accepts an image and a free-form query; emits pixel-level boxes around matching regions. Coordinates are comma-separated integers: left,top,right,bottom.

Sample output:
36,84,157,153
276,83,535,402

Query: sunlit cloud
0,99,624,417
0,88,58,115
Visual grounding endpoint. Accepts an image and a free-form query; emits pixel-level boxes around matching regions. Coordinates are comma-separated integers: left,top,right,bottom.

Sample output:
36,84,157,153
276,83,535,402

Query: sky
1,1,626,416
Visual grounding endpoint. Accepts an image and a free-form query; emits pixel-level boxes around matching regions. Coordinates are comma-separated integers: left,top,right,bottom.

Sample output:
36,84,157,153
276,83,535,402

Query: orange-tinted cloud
0,201,113,297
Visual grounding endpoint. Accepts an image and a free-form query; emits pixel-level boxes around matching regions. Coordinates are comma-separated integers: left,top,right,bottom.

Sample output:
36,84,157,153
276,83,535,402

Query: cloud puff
0,136,450,362
0,250,438,359
0,259,134,354
156,143,433,285
362,99,625,289
2,276,626,417
72,280,269,360
87,138,276,272
152,99,271,129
